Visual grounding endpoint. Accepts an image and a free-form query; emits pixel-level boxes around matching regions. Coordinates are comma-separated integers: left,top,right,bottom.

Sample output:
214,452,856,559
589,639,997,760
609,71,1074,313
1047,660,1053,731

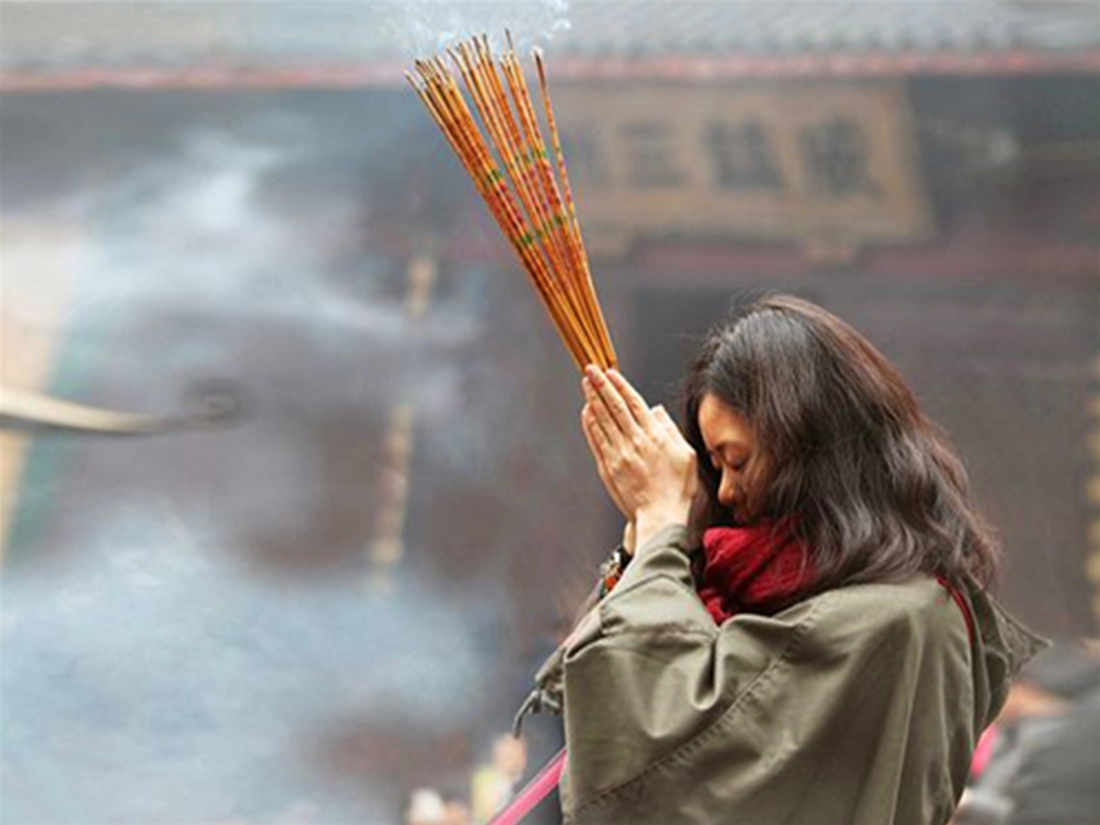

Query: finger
582,406,630,513
652,405,681,438
581,403,614,460
583,402,631,482
654,406,694,457
606,369,656,431
585,366,643,439
582,375,630,449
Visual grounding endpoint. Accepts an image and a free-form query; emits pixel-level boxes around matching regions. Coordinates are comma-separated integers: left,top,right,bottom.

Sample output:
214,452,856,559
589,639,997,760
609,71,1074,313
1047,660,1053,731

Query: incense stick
406,60,590,368
408,34,618,371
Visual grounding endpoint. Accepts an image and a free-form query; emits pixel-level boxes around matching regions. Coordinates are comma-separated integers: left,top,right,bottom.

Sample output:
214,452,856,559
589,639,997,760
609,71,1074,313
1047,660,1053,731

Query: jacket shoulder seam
602,565,695,605
596,572,716,640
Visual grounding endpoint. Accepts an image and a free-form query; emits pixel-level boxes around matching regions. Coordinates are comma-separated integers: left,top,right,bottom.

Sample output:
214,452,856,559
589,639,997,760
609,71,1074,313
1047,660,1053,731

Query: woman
519,295,1045,825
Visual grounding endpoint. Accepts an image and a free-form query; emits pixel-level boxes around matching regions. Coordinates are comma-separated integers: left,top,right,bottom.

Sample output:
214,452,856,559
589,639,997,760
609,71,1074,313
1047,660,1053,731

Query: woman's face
697,393,758,520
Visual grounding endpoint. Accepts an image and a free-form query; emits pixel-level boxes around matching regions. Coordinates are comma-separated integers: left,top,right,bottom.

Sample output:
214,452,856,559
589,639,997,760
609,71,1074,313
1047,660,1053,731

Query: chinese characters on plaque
552,84,930,257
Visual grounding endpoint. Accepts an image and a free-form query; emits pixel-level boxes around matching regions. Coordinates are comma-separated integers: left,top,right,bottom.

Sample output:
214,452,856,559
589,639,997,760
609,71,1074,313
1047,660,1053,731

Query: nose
717,469,739,509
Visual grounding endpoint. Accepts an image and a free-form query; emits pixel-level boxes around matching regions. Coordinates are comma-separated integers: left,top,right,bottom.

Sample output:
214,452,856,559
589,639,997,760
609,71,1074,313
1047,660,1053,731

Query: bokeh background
1,1,1098,822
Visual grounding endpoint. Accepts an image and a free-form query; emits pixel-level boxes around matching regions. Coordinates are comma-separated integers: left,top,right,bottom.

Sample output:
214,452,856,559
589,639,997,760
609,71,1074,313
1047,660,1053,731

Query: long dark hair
683,294,998,590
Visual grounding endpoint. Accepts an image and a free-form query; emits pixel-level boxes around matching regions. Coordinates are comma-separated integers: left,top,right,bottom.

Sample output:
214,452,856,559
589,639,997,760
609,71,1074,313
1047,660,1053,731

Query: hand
580,366,698,553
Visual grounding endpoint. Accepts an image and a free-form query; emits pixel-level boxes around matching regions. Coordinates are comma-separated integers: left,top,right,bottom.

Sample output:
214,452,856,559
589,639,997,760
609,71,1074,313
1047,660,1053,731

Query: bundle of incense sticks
407,34,617,371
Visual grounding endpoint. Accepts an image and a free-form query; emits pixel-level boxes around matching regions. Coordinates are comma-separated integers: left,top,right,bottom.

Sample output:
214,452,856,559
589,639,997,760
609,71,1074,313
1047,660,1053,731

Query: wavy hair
683,294,998,590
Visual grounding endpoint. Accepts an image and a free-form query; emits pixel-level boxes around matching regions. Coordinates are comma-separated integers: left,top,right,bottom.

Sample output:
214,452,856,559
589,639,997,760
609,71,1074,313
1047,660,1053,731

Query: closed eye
709,451,748,474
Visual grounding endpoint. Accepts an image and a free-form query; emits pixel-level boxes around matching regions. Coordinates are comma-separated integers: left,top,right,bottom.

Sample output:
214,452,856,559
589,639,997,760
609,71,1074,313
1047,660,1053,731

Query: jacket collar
963,577,1049,730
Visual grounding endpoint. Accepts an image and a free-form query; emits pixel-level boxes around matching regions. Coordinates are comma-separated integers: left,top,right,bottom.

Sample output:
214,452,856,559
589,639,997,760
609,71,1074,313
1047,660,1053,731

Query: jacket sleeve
560,523,821,809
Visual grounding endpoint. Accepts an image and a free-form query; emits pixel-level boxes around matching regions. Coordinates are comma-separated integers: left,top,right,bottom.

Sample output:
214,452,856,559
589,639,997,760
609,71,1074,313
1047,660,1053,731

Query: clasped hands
581,365,698,556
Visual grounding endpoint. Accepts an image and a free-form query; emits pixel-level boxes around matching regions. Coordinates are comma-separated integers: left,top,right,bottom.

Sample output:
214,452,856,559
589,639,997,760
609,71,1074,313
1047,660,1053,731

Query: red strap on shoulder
936,576,976,646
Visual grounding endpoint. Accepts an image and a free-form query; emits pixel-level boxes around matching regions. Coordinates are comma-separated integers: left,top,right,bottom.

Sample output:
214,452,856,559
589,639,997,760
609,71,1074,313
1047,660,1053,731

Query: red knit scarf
697,523,817,624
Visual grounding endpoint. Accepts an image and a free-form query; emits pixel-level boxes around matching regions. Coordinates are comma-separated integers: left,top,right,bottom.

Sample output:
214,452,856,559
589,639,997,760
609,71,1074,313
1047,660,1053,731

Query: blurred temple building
5,0,1096,626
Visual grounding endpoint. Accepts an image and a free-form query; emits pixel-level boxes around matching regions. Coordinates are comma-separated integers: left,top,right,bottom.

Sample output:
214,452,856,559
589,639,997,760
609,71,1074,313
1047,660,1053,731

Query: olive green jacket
525,525,1045,825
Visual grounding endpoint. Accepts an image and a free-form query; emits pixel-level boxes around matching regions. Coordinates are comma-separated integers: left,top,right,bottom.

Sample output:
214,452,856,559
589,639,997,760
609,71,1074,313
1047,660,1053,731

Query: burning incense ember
407,34,617,371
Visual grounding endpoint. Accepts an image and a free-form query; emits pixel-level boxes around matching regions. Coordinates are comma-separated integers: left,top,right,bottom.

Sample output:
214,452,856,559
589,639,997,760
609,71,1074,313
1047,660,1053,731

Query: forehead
697,393,753,449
